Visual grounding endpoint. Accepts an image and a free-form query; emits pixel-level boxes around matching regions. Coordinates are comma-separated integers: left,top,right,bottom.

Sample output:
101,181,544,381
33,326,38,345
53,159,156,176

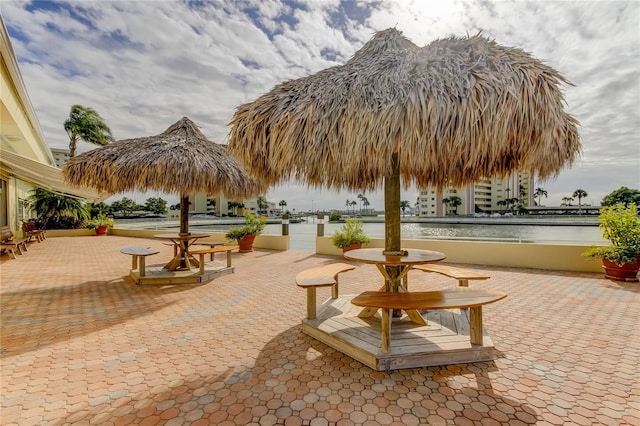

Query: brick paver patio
1,235,638,425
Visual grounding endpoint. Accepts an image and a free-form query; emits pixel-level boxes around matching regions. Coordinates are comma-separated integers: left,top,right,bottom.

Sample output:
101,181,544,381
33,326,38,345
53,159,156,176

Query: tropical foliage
26,188,89,229
64,104,113,157
601,187,640,208
331,219,370,249
256,196,269,214
583,204,640,265
534,187,547,206
443,196,462,215
400,200,411,216
225,211,266,241
572,189,588,213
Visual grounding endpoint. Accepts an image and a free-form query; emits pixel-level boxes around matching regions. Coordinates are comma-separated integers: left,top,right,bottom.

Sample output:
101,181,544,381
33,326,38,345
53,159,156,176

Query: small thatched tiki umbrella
64,117,264,239
228,28,581,257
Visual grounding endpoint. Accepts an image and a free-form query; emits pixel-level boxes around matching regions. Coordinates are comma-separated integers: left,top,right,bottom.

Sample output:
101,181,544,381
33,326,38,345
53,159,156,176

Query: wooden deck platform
301,295,499,371
129,260,234,285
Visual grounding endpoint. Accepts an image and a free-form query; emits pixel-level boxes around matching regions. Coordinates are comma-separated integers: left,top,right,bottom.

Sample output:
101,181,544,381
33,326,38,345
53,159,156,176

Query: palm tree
256,196,268,215
534,187,548,206
442,197,450,215
448,196,462,215
572,189,588,215
278,200,287,214
27,188,89,229
362,197,370,215
64,105,113,157
561,196,574,206
400,200,410,217
345,199,351,214
350,200,357,214
227,201,244,216
497,199,507,212
518,184,527,199
357,193,364,215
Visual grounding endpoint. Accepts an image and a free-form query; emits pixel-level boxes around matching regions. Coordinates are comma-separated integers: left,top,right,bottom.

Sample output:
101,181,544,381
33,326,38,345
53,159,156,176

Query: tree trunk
69,134,78,157
384,152,401,255
180,194,190,236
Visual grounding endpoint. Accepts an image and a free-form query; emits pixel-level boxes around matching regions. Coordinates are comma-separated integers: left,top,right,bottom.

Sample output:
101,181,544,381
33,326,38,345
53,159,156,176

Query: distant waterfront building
51,148,71,167
189,194,279,216
417,172,534,217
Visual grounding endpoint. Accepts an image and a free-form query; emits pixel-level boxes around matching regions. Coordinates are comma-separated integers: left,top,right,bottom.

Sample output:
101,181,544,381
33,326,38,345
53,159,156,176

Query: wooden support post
459,279,469,287
332,276,339,299
469,306,483,345
306,287,317,319
226,250,232,267
384,152,401,255
381,308,391,353
139,257,146,278
131,255,138,270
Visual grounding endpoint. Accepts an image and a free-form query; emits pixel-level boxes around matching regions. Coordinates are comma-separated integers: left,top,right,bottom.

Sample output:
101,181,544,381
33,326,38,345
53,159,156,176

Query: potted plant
86,214,114,236
332,219,371,252
583,203,640,282
225,210,266,252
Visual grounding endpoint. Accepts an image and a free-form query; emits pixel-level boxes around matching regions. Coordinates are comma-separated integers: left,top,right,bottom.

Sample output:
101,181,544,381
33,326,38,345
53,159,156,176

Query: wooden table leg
469,306,483,345
381,308,391,353
139,256,146,278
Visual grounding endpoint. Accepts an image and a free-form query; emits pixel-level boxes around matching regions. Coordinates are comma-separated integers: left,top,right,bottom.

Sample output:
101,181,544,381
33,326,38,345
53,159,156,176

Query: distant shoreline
115,215,599,228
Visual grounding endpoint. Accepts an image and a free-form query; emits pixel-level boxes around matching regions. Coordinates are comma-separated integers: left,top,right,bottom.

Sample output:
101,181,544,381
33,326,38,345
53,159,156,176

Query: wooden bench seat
412,264,490,287
1,244,17,259
189,245,238,274
296,263,356,319
191,242,225,260
22,222,46,242
351,289,507,353
1,226,29,256
120,246,160,279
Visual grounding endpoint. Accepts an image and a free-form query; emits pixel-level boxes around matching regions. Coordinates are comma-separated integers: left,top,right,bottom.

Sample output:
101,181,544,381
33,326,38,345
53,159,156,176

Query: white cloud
2,0,639,209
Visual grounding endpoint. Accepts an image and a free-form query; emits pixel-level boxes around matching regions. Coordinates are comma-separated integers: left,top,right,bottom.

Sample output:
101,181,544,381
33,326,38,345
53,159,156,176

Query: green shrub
583,203,640,265
329,211,341,221
225,211,266,241
331,219,370,249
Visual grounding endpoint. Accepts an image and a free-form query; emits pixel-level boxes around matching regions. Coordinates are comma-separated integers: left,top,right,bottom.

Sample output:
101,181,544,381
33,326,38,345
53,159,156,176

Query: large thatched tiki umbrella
64,117,264,237
228,28,581,256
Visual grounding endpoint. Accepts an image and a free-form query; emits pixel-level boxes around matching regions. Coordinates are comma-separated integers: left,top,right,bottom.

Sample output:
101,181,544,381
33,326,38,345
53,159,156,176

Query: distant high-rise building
189,194,278,216
417,172,534,217
50,148,71,167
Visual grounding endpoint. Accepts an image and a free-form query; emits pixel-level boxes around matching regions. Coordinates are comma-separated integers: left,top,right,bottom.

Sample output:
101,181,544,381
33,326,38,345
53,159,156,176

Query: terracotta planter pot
602,257,640,282
238,234,256,253
342,242,362,253
95,225,109,236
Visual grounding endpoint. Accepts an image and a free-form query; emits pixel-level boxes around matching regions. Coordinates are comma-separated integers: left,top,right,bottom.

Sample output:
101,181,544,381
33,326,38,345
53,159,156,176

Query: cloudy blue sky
3,0,639,211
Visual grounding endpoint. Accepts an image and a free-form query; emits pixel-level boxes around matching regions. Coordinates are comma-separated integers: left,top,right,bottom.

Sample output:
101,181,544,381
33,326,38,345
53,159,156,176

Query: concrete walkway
1,235,638,425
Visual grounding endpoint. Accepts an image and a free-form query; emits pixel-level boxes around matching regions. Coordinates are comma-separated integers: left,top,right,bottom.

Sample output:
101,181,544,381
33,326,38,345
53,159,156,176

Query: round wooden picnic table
154,233,210,271
343,248,446,324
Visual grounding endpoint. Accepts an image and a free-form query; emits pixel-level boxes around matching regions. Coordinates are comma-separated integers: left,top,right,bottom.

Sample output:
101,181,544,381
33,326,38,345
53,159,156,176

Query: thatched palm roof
64,117,263,198
64,117,264,237
228,28,581,192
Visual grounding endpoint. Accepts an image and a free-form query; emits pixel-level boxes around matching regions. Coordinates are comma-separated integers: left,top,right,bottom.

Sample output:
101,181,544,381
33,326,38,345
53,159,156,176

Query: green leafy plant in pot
583,203,640,282
332,219,370,252
225,210,266,252
85,213,114,236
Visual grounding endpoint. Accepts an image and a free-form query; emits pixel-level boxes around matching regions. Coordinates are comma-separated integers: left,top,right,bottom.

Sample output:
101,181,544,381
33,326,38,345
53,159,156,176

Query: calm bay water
178,220,605,252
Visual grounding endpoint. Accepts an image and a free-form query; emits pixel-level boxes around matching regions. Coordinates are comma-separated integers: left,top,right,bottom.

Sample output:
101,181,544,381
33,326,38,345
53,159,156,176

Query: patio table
343,248,446,325
154,233,210,271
